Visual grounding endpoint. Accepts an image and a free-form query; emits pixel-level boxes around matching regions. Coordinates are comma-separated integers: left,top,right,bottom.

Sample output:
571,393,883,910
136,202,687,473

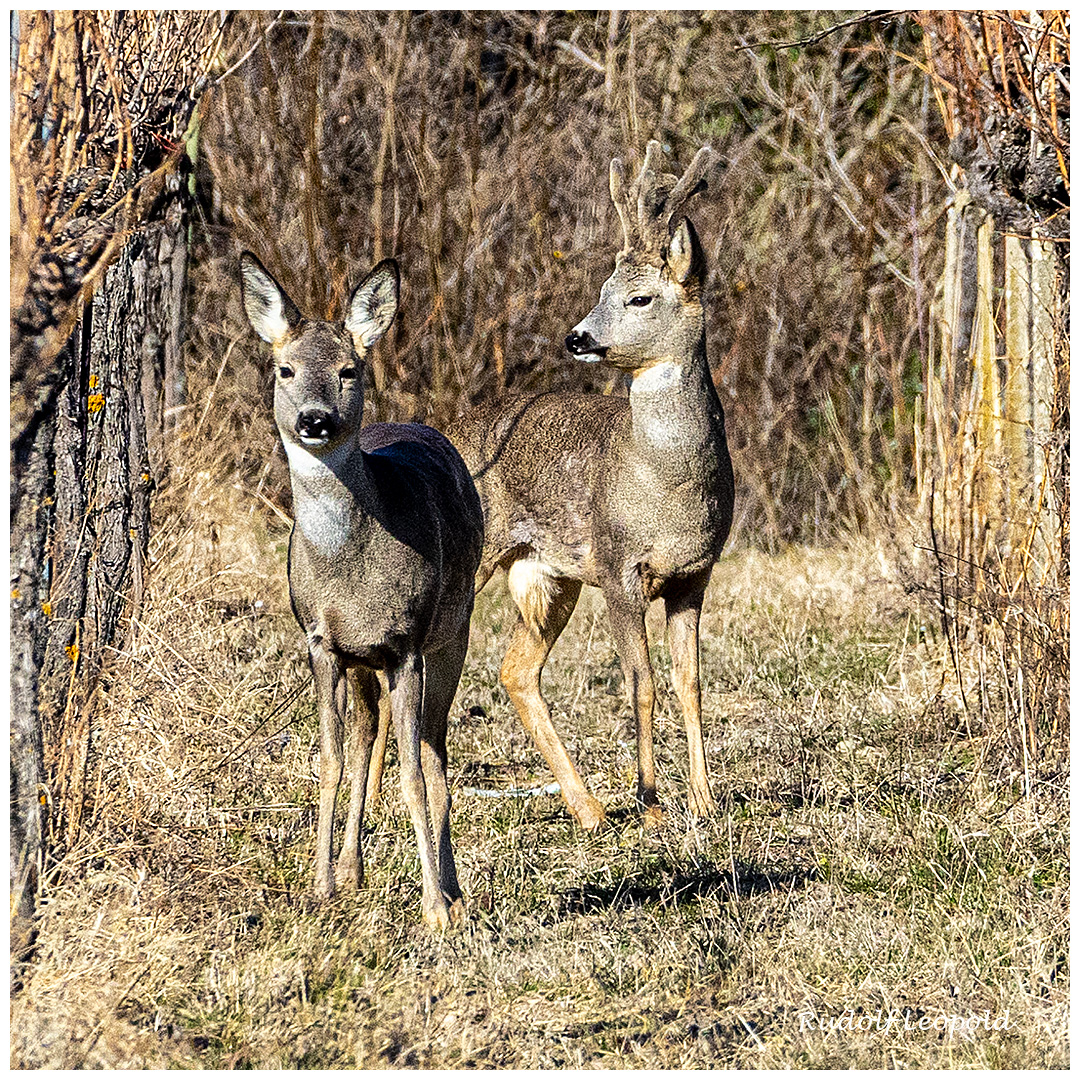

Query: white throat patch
631,359,681,395
630,361,687,449
283,440,354,555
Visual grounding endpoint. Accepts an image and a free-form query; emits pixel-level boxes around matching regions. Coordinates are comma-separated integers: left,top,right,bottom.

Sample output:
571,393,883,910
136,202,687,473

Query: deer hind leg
419,629,470,924
366,559,493,812
500,562,604,830
390,653,453,929
665,579,716,818
602,585,660,826
362,681,391,810
336,666,381,892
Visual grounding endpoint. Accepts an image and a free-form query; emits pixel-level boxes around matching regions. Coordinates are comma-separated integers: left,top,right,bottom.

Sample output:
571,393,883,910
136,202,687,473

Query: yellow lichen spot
552,249,564,260
41,601,52,617
88,393,105,413
11,587,20,600
89,373,99,389
65,643,79,663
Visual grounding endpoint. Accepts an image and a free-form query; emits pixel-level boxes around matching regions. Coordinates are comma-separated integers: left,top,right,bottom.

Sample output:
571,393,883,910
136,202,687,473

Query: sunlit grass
10,482,1068,1068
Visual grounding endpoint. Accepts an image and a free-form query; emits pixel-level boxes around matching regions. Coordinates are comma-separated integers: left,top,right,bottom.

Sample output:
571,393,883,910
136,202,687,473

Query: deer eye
628,295,653,308
278,365,295,379
340,366,357,380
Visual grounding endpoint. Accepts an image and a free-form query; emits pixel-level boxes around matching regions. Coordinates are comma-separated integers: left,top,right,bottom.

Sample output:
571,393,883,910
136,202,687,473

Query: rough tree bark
10,406,57,966
10,174,190,970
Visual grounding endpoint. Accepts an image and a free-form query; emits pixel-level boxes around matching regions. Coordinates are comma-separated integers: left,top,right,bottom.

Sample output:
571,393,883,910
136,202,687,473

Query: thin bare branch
735,9,911,52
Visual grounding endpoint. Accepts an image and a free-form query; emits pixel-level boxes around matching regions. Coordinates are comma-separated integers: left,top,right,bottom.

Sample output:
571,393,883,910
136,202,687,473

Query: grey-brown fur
447,142,734,828
240,252,483,927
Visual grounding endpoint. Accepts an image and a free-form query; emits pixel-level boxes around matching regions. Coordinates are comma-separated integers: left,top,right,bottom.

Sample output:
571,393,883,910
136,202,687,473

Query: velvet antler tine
634,141,665,242
609,141,711,256
609,156,634,253
663,145,713,228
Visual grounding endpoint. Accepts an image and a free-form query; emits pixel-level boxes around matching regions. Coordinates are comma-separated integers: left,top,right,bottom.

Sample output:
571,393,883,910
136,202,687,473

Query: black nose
566,329,602,356
295,407,338,443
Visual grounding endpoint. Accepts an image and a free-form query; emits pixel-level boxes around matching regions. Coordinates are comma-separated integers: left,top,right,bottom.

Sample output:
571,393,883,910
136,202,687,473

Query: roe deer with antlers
448,141,734,830
241,252,483,927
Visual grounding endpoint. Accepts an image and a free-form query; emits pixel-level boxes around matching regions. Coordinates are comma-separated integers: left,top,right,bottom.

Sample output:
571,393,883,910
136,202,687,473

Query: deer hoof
447,897,466,926
688,785,717,818
422,897,457,930
335,860,362,893
571,794,606,832
642,803,665,830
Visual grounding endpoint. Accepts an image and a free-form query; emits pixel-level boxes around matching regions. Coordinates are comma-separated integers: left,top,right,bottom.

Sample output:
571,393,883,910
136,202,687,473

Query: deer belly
292,554,445,665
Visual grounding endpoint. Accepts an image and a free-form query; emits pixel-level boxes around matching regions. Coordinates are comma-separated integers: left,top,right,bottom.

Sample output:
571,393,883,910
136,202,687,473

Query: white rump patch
506,558,559,634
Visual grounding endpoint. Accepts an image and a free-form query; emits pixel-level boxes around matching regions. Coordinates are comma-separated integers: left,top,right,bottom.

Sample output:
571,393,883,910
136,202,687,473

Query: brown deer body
241,253,483,927
448,142,734,829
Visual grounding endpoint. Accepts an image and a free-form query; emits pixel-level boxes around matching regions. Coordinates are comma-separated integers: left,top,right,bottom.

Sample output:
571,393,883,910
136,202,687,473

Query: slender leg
310,640,346,898
365,563,494,812
602,583,660,825
499,576,606,830
419,629,470,924
363,684,391,810
390,653,452,929
666,580,716,817
337,666,381,891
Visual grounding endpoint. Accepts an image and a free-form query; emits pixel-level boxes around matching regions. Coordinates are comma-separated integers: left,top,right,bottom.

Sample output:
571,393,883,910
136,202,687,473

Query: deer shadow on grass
554,857,819,919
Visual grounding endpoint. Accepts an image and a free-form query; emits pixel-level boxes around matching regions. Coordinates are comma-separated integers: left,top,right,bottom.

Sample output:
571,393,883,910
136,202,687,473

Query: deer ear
666,218,696,286
240,252,301,344
346,259,399,351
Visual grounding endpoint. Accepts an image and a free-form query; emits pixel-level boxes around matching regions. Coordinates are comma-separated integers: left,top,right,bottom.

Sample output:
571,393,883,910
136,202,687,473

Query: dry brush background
9,10,1069,1069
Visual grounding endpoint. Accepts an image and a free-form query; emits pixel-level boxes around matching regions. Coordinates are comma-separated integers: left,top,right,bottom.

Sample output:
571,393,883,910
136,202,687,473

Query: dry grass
10,468,1068,1069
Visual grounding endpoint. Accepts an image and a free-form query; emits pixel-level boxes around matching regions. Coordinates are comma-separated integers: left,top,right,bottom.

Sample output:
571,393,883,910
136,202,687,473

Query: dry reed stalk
911,11,1068,783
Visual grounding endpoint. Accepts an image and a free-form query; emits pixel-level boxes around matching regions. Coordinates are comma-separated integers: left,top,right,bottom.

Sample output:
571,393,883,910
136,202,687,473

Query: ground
10,475,1069,1068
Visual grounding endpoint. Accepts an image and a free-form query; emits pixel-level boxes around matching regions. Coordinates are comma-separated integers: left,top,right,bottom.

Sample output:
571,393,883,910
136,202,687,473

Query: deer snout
565,329,607,359
295,406,339,446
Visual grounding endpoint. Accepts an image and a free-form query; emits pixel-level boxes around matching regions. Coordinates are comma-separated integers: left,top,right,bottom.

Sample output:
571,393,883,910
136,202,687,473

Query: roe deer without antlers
240,252,483,928
448,141,734,830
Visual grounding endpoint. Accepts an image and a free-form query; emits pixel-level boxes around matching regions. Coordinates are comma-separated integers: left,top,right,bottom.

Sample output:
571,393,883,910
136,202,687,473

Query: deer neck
627,328,717,458
283,435,374,557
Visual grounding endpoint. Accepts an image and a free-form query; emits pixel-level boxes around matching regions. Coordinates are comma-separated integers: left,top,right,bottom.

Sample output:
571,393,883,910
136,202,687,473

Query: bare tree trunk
10,180,189,969
9,401,57,972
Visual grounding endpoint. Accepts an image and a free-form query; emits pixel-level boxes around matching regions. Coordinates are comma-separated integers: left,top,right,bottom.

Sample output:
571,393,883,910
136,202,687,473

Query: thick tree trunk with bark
10,406,56,967
10,178,189,969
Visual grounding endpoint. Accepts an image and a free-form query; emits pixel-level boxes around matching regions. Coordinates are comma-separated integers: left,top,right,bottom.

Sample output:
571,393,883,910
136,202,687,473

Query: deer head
240,252,399,455
566,141,712,371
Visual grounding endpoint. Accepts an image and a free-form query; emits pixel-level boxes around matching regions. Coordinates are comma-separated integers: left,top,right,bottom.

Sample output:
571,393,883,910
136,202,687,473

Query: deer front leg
603,584,660,826
336,666,381,892
666,580,716,818
390,653,453,929
419,632,470,924
309,638,346,899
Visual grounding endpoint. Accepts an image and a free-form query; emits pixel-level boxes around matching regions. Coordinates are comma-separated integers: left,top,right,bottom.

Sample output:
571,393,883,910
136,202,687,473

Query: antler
609,140,712,255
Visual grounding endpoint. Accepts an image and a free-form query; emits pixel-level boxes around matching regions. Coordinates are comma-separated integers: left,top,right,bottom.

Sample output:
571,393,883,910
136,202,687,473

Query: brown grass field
10,467,1068,1069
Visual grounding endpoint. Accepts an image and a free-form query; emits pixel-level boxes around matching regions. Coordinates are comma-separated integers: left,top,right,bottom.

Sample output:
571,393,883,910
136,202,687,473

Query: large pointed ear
345,259,399,351
239,252,302,344
666,217,698,286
